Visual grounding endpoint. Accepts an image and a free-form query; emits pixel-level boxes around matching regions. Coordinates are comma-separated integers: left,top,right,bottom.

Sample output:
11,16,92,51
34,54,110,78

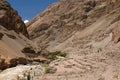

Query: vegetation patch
46,51,67,60
44,66,56,74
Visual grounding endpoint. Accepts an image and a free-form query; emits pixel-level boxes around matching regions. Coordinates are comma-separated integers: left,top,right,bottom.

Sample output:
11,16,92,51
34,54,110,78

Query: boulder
112,27,120,43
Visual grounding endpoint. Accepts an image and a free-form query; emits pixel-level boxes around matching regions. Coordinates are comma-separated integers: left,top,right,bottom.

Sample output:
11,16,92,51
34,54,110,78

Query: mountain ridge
26,1,120,79
27,0,120,52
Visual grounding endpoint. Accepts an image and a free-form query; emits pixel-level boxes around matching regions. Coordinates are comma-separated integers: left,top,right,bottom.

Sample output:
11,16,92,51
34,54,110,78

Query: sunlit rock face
0,0,29,37
27,0,120,51
0,1,38,70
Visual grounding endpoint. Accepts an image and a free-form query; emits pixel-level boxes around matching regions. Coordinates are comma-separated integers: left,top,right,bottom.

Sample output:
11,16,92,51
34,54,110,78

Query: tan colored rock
27,0,120,50
112,22,120,43
0,1,44,70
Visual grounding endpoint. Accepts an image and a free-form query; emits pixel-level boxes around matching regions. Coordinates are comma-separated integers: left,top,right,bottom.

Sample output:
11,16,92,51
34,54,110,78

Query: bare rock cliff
0,0,38,70
0,0,28,37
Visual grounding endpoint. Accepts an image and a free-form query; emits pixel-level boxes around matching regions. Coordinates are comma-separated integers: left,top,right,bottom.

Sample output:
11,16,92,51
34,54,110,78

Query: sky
6,0,59,21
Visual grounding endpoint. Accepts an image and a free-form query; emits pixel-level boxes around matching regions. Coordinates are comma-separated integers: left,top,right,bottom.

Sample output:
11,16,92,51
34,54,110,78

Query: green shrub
47,51,67,60
50,51,66,57
44,67,51,74
44,67,56,74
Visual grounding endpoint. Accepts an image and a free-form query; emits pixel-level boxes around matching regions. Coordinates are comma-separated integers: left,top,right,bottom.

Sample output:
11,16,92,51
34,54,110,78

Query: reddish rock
9,58,18,67
0,58,8,70
0,0,29,37
17,57,27,65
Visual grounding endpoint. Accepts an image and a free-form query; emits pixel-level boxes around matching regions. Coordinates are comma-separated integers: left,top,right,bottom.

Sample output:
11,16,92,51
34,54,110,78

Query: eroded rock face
0,0,28,37
27,0,120,49
0,1,40,70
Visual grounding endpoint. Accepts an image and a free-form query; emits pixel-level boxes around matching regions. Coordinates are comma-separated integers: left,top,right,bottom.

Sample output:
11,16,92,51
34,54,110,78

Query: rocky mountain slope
26,0,120,80
0,0,39,70
27,0,120,52
0,0,28,37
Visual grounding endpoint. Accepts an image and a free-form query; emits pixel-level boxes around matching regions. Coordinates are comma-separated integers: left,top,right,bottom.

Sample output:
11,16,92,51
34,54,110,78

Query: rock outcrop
0,58,8,70
0,0,28,37
112,21,120,43
0,0,39,70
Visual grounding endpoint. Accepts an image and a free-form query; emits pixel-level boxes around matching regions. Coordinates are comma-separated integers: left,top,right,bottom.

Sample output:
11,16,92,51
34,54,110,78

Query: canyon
1,0,120,80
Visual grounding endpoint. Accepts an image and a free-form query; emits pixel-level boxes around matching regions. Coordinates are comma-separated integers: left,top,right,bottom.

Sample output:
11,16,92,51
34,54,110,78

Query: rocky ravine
0,0,120,80
27,0,120,80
